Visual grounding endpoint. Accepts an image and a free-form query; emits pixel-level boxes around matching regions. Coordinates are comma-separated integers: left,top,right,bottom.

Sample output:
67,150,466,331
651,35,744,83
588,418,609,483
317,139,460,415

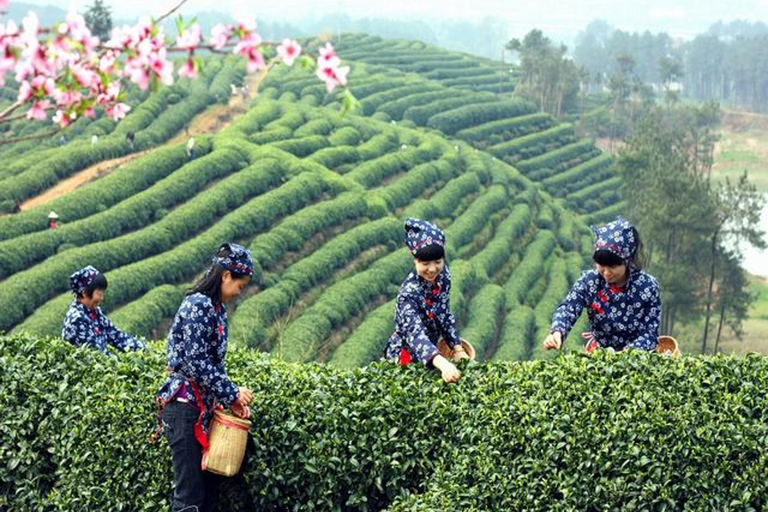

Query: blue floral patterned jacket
385,265,462,364
157,293,239,431
62,300,145,355
550,268,661,351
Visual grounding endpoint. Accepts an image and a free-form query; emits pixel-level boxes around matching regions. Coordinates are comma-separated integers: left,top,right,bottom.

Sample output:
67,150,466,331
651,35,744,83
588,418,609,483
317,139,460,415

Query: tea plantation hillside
0,34,628,365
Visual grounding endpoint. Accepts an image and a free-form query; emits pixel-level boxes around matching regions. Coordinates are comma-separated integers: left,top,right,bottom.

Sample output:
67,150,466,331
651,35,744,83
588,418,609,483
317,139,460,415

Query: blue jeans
163,401,221,512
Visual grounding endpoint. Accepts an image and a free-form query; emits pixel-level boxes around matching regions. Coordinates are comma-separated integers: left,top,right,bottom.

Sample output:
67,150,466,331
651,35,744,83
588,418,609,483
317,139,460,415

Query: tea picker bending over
62,265,145,354
542,216,661,353
385,218,469,384
156,243,255,512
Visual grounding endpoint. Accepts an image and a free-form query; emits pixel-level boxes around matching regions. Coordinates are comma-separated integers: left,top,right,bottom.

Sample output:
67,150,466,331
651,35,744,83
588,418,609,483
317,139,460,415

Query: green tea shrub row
541,153,614,195
503,230,557,305
4,333,767,511
515,139,598,177
456,112,555,143
376,91,453,120
277,248,411,363
329,299,395,367
229,217,402,348
460,283,505,358
249,192,368,270
346,140,443,188
470,204,532,279
402,93,496,126
5,167,339,334
488,123,576,161
426,98,534,135
493,305,535,360
0,143,203,241
0,148,245,279
445,185,509,251
530,259,570,359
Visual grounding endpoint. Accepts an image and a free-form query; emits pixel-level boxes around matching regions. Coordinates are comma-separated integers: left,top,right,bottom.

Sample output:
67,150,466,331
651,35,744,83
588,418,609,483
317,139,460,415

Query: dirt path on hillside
19,73,263,212
20,151,149,210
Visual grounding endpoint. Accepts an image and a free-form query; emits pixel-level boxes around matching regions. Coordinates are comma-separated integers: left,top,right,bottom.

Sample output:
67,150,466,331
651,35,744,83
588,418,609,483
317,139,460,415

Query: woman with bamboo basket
156,243,255,512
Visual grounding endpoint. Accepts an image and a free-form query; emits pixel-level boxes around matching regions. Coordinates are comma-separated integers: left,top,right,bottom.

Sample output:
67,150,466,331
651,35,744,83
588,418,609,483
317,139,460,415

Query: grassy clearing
713,112,768,192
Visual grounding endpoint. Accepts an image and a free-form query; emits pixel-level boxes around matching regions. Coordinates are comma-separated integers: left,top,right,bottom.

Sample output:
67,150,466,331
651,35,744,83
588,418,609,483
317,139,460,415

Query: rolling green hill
0,34,629,364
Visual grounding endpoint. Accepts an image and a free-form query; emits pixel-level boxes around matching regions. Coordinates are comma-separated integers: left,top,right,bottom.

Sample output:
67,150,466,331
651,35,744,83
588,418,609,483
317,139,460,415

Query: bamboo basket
656,336,681,358
202,410,251,477
437,338,476,361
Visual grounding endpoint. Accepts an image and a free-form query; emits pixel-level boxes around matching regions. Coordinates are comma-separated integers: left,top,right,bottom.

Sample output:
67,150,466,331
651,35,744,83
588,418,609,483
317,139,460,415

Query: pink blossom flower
233,34,265,73
318,42,337,63
106,81,121,100
72,64,98,88
53,88,82,106
105,102,130,121
176,24,202,50
18,80,32,102
127,65,151,90
277,39,301,66
245,46,265,73
316,61,350,93
178,58,197,78
52,109,70,126
0,0,9,11
52,109,77,127
149,49,174,85
233,32,262,56
210,24,231,50
99,53,117,73
26,99,49,120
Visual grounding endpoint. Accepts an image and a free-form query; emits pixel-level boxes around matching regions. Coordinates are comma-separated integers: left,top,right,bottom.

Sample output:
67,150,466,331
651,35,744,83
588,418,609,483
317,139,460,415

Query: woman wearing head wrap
156,243,255,512
542,216,661,353
62,265,145,354
385,218,468,384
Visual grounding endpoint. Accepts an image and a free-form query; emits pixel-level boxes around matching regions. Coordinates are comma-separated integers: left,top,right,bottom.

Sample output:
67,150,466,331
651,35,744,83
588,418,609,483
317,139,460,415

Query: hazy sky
17,0,768,40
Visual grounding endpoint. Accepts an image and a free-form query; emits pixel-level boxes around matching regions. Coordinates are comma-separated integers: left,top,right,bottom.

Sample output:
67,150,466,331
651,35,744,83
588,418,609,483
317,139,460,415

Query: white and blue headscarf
213,243,254,276
404,218,445,256
591,216,637,263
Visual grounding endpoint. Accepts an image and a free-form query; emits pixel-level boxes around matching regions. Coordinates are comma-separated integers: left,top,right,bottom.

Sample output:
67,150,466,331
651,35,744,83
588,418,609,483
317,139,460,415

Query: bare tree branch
0,128,62,145
155,0,189,24
0,101,22,122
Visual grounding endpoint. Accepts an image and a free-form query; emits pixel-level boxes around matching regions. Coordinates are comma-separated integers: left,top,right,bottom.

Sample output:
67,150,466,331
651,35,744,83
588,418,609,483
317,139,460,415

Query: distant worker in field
126,130,135,150
47,211,59,230
542,216,661,353
62,266,146,355
385,218,469,384
58,135,67,146
186,136,195,159
156,243,254,512
91,134,98,146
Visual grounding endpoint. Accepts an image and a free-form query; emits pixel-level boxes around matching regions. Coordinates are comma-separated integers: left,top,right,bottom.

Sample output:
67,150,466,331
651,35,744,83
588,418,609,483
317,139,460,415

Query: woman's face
220,271,251,303
595,262,628,286
414,258,444,283
80,289,104,311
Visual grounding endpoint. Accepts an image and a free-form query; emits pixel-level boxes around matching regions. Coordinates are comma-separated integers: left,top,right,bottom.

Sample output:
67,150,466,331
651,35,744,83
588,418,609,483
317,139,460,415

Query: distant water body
741,193,768,279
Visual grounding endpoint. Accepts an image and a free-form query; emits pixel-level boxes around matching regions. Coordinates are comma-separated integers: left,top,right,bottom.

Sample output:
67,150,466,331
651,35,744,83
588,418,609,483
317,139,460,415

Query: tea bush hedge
2,333,767,512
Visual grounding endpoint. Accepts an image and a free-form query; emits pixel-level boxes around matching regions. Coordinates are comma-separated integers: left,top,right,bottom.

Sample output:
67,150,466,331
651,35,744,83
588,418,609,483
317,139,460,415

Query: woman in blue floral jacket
157,243,255,512
385,218,469,383
62,265,145,354
542,216,662,353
